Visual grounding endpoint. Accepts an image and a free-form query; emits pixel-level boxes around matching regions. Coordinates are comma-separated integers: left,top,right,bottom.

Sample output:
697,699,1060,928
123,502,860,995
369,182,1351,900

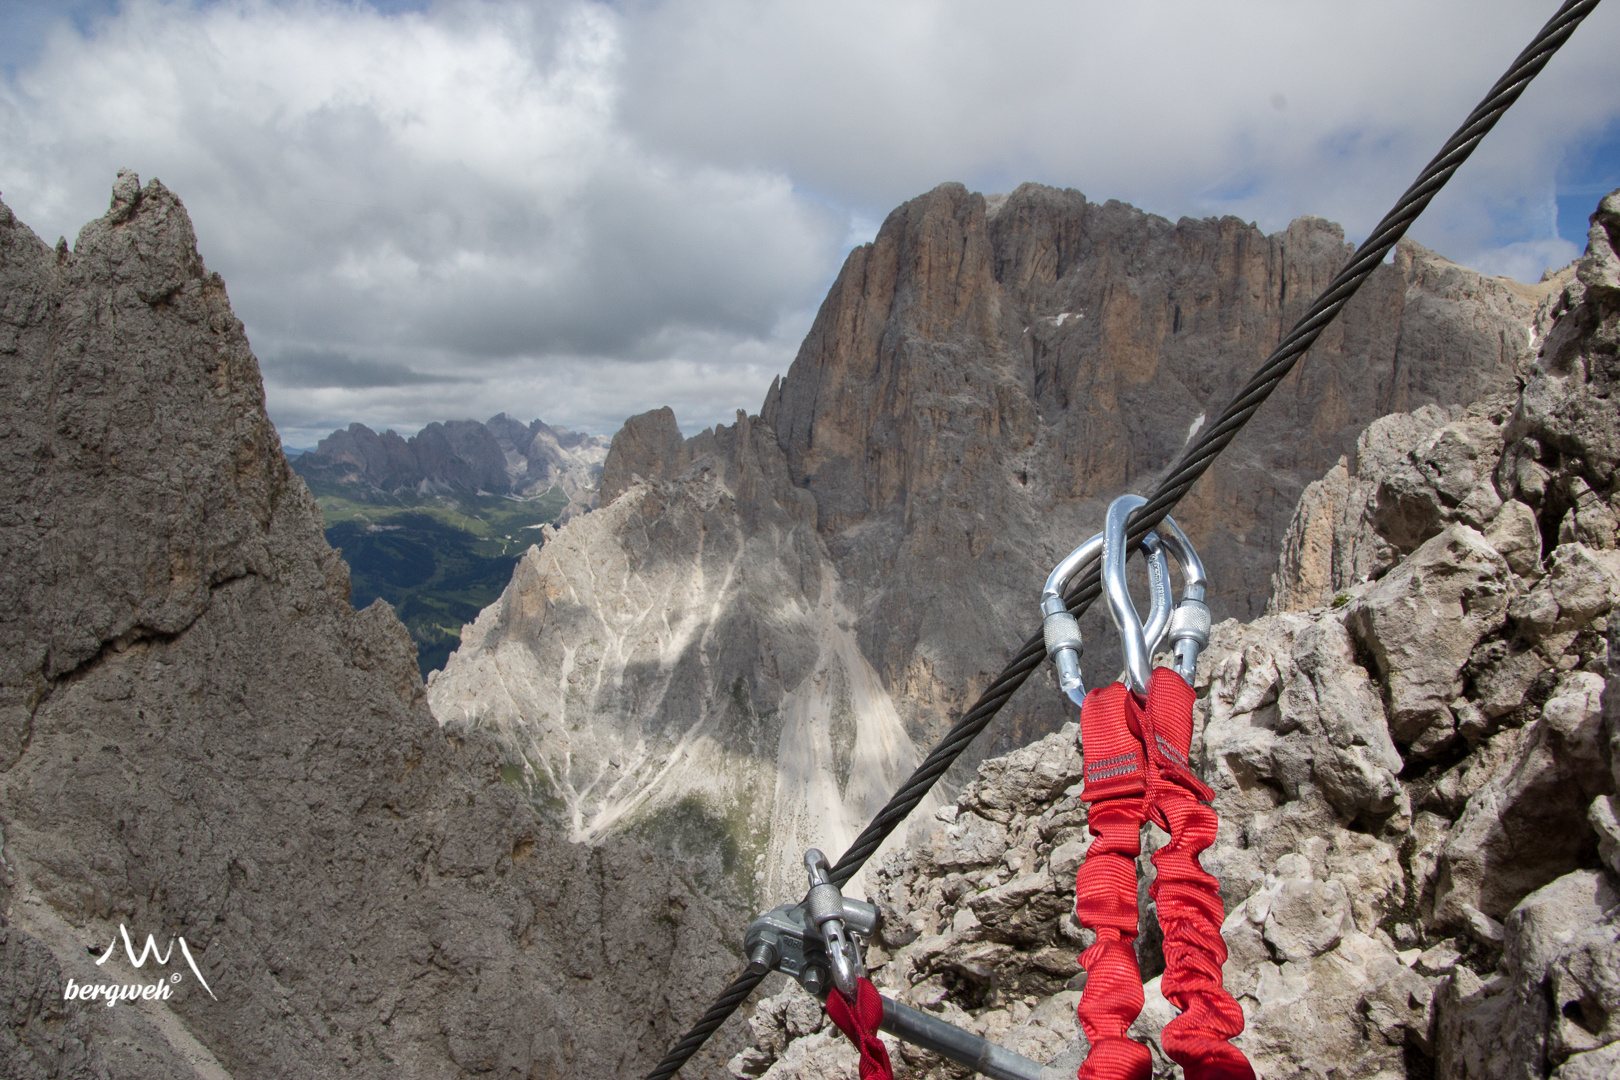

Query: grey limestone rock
759,184,1542,756
0,926,104,1080
1267,456,1400,614
598,405,692,505
1498,193,1620,547
1486,498,1544,578
1370,406,1510,551
428,406,923,902
0,177,736,1079
1271,400,1520,615
1346,523,1517,754
1437,871,1620,1080
1430,669,1612,931
1555,1041,1620,1080
1258,871,1353,963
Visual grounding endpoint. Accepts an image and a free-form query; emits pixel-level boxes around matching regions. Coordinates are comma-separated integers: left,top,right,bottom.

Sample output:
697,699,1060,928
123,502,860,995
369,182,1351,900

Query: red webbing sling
1073,682,1154,1080
1072,671,1253,1080
825,977,895,1080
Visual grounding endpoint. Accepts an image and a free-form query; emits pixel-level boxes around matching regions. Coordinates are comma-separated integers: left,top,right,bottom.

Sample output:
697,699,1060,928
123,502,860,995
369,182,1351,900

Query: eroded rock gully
431,181,1549,905
725,193,1620,1079
0,176,737,1079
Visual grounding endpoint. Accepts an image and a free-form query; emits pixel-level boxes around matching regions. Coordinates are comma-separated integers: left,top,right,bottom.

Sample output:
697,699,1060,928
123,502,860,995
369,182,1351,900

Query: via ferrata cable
641,3,1602,1076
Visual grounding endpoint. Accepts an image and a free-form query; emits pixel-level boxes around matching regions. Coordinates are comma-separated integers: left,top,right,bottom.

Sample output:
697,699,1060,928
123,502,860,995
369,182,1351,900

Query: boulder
1432,672,1612,929
1371,409,1509,551
1348,524,1516,752
1437,871,1620,1080
1486,499,1545,578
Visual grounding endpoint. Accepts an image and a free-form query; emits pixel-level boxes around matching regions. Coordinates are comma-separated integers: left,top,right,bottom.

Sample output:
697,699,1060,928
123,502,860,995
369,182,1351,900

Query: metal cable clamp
739,849,1061,1080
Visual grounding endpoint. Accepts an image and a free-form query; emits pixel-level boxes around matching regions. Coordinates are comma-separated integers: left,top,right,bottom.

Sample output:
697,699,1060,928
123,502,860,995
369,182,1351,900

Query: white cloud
2,0,1618,447
265,306,816,446
619,0,1620,265
0,0,844,440
1463,237,1583,285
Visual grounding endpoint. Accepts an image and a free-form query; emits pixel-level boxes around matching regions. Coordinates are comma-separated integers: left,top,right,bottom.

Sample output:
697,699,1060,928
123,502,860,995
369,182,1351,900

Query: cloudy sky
2,0,1618,448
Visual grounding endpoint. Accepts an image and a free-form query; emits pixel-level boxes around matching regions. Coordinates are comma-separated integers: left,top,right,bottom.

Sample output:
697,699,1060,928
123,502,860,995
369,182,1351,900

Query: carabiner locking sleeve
803,849,864,1000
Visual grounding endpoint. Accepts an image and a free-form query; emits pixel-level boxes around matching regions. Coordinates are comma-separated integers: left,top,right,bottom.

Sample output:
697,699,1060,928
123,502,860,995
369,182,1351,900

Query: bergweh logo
64,924,217,1007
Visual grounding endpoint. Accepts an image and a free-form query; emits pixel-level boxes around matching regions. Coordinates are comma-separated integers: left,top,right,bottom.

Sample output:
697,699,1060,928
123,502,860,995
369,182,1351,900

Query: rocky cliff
727,191,1620,1080
0,173,737,1079
428,407,933,901
430,181,1549,901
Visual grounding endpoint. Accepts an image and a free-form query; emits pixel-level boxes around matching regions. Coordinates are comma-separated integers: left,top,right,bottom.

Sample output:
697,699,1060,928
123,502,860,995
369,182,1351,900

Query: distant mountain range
293,413,609,510
292,415,611,676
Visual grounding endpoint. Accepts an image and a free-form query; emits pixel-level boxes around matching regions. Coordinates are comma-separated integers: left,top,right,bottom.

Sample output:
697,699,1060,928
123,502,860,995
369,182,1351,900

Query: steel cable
643,970,768,1080
641,2,1600,1075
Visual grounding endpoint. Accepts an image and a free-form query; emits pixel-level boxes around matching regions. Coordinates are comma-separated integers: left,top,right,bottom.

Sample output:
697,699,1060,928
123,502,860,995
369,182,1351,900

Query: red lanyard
825,976,895,1080
1071,672,1254,1080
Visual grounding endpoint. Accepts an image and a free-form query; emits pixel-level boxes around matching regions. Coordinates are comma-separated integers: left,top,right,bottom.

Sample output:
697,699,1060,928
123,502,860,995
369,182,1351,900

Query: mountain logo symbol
94,924,217,1000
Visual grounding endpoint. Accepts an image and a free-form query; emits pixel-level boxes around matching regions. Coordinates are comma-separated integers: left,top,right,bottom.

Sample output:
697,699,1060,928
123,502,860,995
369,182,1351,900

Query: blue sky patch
1556,120,1620,244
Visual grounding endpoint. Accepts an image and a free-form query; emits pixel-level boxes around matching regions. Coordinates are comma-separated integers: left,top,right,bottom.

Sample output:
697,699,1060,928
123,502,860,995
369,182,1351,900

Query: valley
293,414,608,675
308,482,570,675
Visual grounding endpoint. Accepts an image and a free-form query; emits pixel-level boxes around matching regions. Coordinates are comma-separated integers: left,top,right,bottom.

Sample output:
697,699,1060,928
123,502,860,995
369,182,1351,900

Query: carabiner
1041,518,1171,706
802,849,863,1000
1105,498,1212,689
1040,532,1102,706
1104,495,1162,694
1147,516,1211,682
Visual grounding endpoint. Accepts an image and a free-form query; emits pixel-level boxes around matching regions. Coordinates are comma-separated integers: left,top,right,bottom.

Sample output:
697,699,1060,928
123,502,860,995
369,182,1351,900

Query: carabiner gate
1149,515,1211,682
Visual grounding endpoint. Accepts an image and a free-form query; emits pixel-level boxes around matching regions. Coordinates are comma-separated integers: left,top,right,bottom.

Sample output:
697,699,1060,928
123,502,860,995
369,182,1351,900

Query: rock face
725,190,1620,1080
295,412,609,516
760,184,1546,747
431,181,1546,902
0,175,736,1079
426,408,930,900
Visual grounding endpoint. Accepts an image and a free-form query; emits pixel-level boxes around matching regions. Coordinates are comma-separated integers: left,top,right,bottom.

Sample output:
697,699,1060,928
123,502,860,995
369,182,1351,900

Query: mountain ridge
294,413,610,677
294,412,608,513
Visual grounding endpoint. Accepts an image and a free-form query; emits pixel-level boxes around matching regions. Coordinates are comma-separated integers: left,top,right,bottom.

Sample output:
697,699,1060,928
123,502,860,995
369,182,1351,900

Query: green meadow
308,480,572,677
